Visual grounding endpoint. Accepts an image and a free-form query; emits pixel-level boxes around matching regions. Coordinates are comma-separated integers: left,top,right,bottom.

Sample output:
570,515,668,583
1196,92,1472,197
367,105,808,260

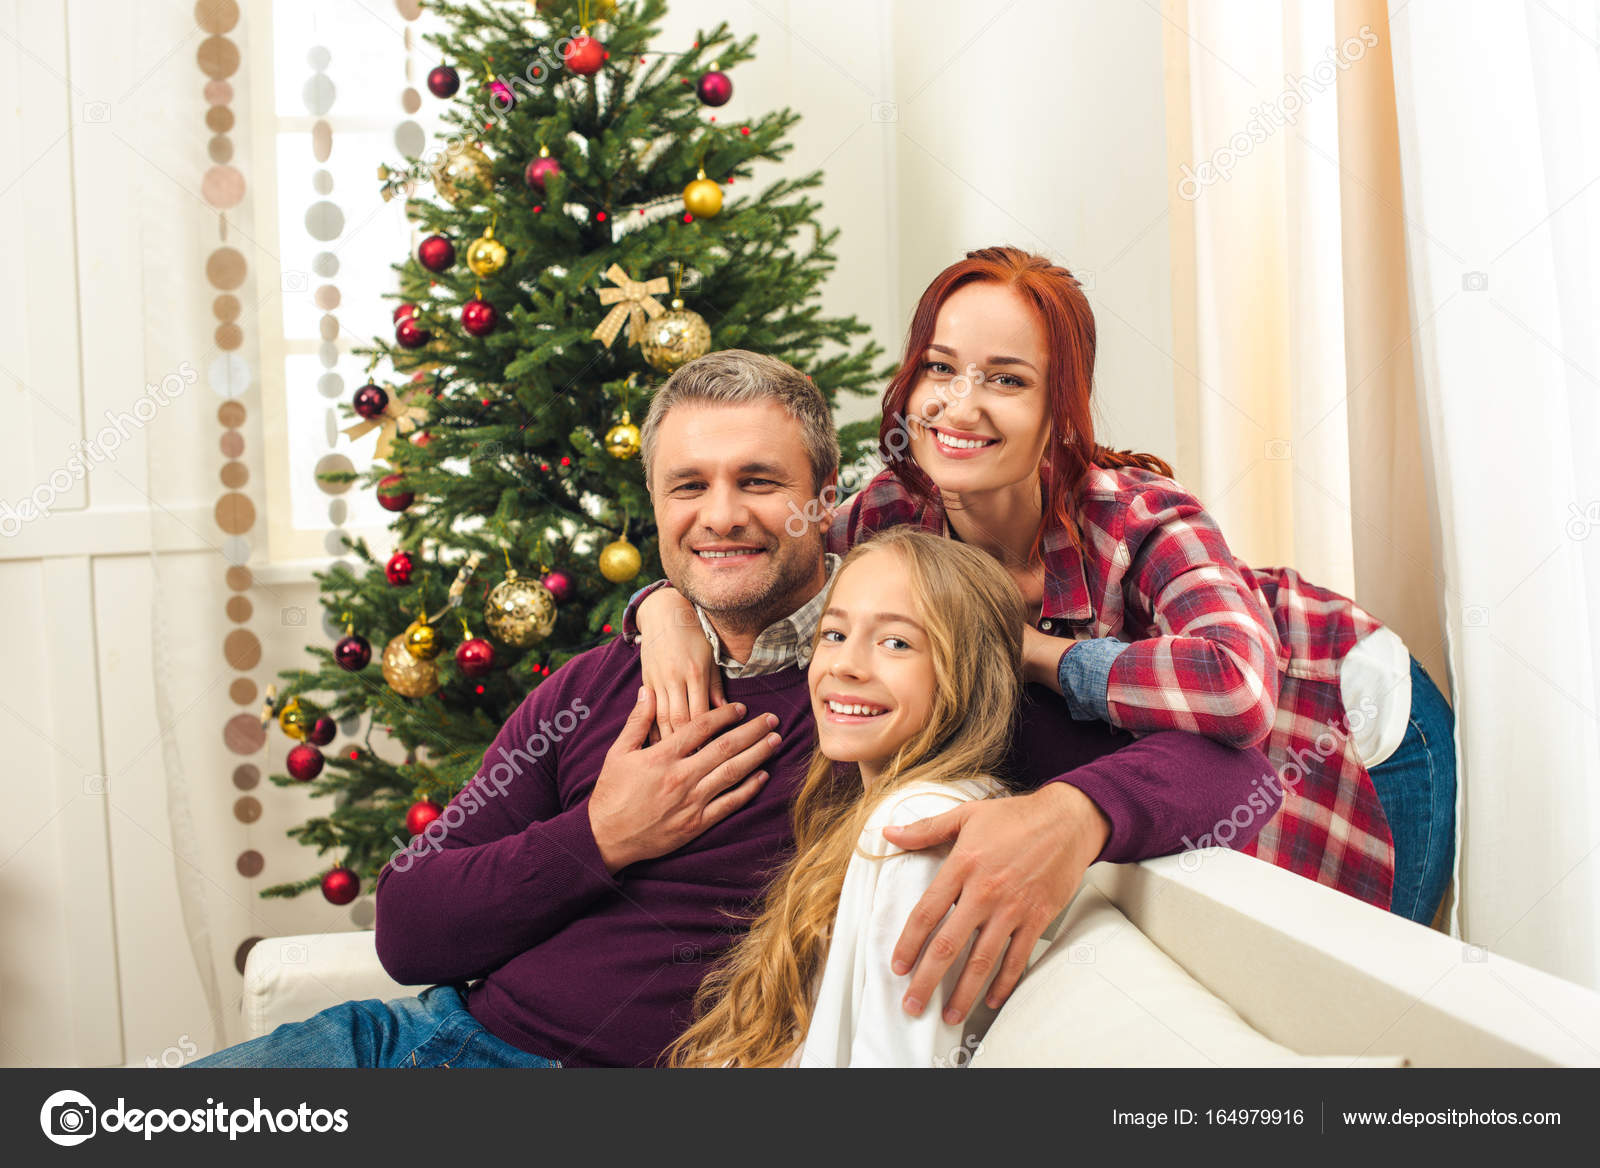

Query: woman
667,527,1031,1067
629,246,1456,925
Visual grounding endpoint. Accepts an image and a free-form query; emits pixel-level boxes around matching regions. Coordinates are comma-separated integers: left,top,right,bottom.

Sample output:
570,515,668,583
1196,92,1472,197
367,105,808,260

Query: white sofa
240,849,1600,1066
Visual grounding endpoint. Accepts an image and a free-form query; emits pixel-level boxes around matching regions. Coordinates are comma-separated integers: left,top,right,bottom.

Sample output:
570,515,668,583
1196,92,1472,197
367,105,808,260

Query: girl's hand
637,586,725,742
1021,624,1069,693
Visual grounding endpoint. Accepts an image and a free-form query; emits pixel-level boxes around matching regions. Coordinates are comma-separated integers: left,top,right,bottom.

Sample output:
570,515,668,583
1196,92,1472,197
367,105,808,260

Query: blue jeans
1364,655,1457,924
185,984,561,1069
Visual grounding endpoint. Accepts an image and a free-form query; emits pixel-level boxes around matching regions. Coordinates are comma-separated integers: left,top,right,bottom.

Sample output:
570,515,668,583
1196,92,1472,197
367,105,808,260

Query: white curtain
1389,0,1600,989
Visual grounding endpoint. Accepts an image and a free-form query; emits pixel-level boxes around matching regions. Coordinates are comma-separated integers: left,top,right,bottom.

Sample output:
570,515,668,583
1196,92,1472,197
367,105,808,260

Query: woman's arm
1045,483,1284,750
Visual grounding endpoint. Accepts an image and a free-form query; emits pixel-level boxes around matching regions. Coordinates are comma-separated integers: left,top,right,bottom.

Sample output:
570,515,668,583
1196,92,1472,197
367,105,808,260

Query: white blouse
790,776,1016,1068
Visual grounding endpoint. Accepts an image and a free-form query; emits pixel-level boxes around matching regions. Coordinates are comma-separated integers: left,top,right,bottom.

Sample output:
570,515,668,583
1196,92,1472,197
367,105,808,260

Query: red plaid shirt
832,464,1395,910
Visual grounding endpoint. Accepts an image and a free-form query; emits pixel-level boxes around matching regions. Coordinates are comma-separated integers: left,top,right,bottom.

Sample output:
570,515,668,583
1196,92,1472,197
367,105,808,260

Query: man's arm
879,685,1280,1025
373,678,620,986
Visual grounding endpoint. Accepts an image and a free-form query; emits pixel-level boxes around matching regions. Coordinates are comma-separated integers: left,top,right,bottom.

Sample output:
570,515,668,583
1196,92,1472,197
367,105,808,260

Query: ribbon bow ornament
591,264,671,349
342,386,431,462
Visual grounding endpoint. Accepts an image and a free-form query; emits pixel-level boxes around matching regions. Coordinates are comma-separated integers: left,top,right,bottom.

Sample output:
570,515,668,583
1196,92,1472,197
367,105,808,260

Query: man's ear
819,471,840,527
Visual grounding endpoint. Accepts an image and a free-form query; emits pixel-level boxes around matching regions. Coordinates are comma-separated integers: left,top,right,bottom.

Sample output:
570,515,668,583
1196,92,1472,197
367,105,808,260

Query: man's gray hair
640,349,840,492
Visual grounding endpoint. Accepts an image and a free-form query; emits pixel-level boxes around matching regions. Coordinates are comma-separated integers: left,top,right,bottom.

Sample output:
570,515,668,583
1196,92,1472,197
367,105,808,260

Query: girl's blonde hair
664,526,1026,1067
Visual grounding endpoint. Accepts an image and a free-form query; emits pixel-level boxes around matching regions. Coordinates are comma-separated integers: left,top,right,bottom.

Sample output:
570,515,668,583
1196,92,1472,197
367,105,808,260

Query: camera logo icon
1264,438,1292,461
282,270,309,293
40,1089,97,1146
1461,271,1488,292
281,606,306,627
869,101,898,123
673,942,701,963
82,101,111,123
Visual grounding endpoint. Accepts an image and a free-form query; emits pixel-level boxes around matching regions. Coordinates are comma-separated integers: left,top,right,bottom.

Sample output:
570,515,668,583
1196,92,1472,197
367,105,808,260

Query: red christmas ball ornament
308,715,337,747
394,302,417,322
524,154,561,191
489,78,516,111
541,570,573,603
462,298,498,336
353,382,389,420
395,316,431,350
406,800,444,836
564,34,605,75
411,430,433,447
456,637,495,678
426,64,460,98
287,743,325,781
386,550,415,585
377,473,414,512
321,866,360,906
418,233,455,272
697,70,733,106
335,633,371,671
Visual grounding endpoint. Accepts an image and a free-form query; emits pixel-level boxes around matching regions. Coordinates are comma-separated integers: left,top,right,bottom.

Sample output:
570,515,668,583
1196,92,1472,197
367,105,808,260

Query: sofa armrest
242,931,429,1040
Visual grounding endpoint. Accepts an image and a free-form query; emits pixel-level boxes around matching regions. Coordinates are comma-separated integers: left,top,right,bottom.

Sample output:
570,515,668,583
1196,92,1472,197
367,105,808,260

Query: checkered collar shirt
692,552,841,678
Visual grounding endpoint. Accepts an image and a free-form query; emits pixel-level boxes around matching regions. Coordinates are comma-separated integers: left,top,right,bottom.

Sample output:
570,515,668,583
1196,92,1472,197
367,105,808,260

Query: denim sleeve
1056,637,1131,723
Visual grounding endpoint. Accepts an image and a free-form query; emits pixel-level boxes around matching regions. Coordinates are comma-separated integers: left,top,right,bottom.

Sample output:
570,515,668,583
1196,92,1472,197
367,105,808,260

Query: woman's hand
637,586,725,742
1021,624,1068,693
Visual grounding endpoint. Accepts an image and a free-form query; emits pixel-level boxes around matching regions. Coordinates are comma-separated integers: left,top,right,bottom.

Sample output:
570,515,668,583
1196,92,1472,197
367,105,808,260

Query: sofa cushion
971,885,1407,1067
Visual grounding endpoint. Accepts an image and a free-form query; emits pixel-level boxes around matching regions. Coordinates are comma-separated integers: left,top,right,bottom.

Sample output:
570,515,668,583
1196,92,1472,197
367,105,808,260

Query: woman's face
808,549,937,785
904,281,1053,497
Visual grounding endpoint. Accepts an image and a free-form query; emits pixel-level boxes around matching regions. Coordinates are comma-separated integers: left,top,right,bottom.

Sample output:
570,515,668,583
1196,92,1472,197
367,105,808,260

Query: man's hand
879,781,1112,1023
588,687,781,875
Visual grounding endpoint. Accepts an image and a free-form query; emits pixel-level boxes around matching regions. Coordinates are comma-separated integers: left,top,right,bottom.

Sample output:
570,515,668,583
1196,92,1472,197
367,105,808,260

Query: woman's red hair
878,246,1173,562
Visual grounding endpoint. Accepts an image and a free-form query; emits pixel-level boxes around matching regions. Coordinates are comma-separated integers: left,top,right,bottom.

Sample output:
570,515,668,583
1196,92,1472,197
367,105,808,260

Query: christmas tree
261,0,888,902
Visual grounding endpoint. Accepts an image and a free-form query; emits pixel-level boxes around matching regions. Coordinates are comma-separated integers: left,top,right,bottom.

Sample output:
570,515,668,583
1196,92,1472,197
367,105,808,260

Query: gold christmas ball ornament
604,411,642,460
640,299,712,373
404,617,441,661
382,633,441,698
683,172,724,219
277,696,313,741
465,228,509,278
484,569,558,647
599,537,643,583
432,143,492,206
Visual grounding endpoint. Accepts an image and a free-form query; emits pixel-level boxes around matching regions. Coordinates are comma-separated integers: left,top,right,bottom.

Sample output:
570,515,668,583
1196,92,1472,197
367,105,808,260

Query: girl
629,246,1456,925
667,527,1029,1068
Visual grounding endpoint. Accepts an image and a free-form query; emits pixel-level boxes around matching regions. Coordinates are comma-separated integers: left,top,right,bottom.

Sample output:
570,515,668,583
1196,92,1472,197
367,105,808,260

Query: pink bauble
524,155,562,190
697,70,733,106
541,570,573,603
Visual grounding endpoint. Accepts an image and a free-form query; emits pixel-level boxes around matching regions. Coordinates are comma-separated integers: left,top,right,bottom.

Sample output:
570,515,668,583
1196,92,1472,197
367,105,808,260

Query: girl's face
904,281,1053,497
808,549,937,785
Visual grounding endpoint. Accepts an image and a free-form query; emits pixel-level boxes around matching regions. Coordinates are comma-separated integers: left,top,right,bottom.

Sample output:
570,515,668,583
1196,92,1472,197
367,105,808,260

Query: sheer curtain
1388,0,1600,989
1163,0,1452,921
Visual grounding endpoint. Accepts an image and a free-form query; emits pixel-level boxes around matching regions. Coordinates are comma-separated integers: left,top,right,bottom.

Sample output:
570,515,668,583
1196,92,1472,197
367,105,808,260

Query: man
190,350,1277,1069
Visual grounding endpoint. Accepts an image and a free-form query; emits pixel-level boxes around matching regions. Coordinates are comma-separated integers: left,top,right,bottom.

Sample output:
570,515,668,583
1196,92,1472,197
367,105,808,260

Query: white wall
0,0,1172,1065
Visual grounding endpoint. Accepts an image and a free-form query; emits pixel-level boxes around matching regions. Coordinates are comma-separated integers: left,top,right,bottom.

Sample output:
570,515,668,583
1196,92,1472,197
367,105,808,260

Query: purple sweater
373,637,1278,1067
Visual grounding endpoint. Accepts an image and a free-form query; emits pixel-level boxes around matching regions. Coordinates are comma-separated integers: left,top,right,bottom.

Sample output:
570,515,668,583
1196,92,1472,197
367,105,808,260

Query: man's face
650,400,832,631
